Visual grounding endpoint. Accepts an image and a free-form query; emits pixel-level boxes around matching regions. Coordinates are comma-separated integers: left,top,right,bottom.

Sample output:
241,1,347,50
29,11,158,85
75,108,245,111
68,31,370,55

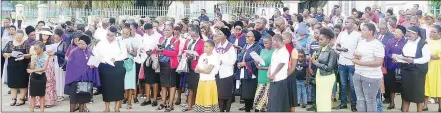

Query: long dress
123,38,136,90
33,55,57,106
54,41,67,97
424,38,441,97
253,49,274,111
2,41,30,88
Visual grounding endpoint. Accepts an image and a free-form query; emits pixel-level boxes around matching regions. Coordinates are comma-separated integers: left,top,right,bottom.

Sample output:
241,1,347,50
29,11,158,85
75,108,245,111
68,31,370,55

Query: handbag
76,70,93,95
124,58,134,71
176,55,189,73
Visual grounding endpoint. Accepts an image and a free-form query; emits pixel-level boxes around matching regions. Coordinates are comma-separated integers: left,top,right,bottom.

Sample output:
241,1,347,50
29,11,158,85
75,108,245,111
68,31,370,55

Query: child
27,41,48,112
295,49,308,108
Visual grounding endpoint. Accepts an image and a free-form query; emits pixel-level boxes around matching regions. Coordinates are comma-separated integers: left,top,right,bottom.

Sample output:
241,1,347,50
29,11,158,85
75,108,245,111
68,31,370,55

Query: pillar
37,4,48,22
15,4,24,16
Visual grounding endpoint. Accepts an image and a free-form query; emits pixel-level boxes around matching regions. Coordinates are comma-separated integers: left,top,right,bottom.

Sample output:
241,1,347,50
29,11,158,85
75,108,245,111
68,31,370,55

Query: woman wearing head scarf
181,25,205,112
93,26,128,112
29,26,57,108
383,25,407,109
423,25,441,112
213,27,237,112
65,35,100,112
235,30,263,112
2,29,31,106
154,24,181,112
65,33,83,60
228,21,247,49
27,41,48,112
397,26,431,112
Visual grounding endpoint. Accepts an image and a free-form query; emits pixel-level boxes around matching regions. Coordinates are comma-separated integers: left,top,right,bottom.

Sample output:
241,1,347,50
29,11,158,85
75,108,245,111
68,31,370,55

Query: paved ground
1,83,440,112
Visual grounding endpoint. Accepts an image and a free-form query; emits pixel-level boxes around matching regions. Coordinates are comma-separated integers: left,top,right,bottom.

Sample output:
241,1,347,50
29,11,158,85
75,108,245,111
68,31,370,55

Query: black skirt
159,62,177,87
287,75,298,107
384,69,397,93
240,79,257,99
186,70,199,90
400,64,428,103
135,63,141,85
7,57,29,88
68,82,92,104
267,79,290,112
216,75,234,99
99,61,126,102
29,72,47,96
144,63,159,84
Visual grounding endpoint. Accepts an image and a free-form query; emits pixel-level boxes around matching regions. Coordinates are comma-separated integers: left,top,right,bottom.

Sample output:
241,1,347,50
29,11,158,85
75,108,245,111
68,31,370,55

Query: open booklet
87,55,102,67
392,54,408,63
250,51,265,66
184,50,200,56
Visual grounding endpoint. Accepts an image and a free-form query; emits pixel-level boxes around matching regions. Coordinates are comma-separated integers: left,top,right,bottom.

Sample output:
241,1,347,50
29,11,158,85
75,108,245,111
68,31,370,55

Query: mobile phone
157,44,162,48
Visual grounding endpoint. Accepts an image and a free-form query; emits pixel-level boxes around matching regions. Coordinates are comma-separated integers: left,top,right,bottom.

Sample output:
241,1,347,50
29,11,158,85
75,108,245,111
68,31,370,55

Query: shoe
156,104,166,110
182,108,191,112
10,98,16,106
122,99,127,104
306,105,316,111
333,104,347,109
134,97,139,103
93,91,101,95
438,109,441,112
301,104,307,108
140,101,151,106
423,107,428,111
175,99,181,105
152,101,158,106
351,105,357,112
239,106,246,111
164,105,174,112
387,104,395,110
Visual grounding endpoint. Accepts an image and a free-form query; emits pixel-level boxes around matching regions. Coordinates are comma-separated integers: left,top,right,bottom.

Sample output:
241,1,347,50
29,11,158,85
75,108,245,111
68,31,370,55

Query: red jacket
154,36,180,69
182,39,205,70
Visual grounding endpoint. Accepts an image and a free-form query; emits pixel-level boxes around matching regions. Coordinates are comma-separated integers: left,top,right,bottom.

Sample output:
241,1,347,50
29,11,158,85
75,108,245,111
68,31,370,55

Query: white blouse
197,53,221,81
142,32,161,51
214,42,237,79
93,39,128,63
269,47,290,82
402,38,431,64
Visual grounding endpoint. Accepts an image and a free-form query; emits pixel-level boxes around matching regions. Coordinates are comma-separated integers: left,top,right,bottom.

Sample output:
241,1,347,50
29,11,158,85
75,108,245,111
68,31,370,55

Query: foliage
10,1,39,8
431,0,441,8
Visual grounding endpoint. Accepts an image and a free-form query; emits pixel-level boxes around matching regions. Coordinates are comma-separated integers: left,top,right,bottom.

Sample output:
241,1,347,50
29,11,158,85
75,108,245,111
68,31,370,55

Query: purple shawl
65,47,100,87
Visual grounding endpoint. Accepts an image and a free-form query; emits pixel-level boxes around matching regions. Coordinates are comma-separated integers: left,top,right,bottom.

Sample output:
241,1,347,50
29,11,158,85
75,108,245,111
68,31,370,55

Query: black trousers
219,99,232,112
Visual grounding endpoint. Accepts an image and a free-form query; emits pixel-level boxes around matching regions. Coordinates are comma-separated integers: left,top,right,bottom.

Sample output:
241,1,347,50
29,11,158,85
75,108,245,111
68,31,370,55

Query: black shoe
122,99,127,104
134,98,139,103
423,107,428,111
351,105,357,112
301,104,307,108
140,101,151,106
333,104,347,109
239,106,246,111
93,91,101,95
156,104,166,110
306,105,316,111
438,109,441,112
152,101,158,106
387,104,395,110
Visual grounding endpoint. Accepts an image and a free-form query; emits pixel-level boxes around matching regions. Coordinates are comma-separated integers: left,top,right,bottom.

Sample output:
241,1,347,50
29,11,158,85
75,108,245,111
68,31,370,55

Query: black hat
144,23,153,30
407,26,421,37
219,27,231,38
233,21,243,28
283,7,289,12
109,26,118,33
79,35,91,45
25,26,35,35
65,21,73,26
396,25,407,35
251,30,261,42
72,33,83,39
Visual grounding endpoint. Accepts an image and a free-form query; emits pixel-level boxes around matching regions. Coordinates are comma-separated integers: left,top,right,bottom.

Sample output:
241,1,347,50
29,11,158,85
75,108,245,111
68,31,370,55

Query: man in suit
376,21,394,45
409,16,426,39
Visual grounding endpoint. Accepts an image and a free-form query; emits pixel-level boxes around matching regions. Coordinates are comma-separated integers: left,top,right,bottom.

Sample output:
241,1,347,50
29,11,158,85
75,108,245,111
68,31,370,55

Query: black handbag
76,70,93,95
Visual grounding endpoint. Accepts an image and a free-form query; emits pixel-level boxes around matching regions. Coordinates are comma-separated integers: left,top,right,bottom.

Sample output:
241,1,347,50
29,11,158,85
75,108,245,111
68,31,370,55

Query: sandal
10,98,17,106
45,105,53,108
127,104,133,109
182,108,191,112
164,105,174,112
156,104,166,110
15,98,26,106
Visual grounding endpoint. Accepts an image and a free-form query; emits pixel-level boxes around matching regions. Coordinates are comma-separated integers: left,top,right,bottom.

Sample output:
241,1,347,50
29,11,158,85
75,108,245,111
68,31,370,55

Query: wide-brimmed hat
37,26,53,35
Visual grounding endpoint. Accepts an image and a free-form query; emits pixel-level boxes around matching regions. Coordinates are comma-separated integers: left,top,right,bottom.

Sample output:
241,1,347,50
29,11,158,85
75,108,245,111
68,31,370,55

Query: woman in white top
120,24,136,109
93,26,128,112
213,27,237,112
194,40,221,112
352,23,385,112
129,22,141,104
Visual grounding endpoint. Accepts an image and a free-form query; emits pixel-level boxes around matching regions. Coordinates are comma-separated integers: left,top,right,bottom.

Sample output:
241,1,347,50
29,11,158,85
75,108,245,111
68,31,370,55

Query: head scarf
251,30,261,42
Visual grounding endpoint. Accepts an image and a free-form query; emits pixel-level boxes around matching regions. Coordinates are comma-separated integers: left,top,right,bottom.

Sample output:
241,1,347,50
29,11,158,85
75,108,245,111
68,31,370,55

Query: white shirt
178,33,190,56
131,34,144,49
270,47,290,82
94,27,108,41
197,53,221,81
214,42,237,78
354,39,385,78
93,39,128,63
402,38,431,64
336,30,362,65
142,32,162,51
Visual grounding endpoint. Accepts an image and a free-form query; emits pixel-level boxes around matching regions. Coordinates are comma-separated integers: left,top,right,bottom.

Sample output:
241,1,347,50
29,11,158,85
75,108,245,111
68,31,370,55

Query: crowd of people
1,3,441,112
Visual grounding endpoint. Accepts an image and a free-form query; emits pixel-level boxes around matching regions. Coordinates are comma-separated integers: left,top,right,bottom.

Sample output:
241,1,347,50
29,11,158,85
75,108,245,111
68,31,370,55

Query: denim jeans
332,82,337,99
296,80,307,104
338,64,357,105
376,88,383,112
353,73,382,112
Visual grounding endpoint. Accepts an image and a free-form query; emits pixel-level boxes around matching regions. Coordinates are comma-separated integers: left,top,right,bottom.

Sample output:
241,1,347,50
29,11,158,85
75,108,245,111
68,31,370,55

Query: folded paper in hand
10,51,23,57
250,51,265,66
134,48,148,63
87,55,101,67
184,50,199,56
392,54,407,63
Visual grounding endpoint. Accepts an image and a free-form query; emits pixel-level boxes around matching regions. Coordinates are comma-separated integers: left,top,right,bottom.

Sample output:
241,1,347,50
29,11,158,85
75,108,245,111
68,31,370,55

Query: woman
174,24,186,105
423,25,441,112
253,35,274,112
27,41,48,112
93,26,128,112
194,40,221,112
182,25,205,112
384,25,407,109
2,25,16,86
155,25,180,112
235,30,262,112
129,22,141,104
53,28,68,102
31,26,57,108
213,27,237,112
201,25,214,41
422,16,436,40
310,27,338,112
228,21,247,49
397,26,430,112
352,23,385,112
120,24,136,109
65,33,83,60
65,35,100,112
2,30,31,106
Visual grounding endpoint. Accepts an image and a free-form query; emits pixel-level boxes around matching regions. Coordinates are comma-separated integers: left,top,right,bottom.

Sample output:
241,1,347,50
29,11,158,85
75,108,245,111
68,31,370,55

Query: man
63,21,76,45
310,7,316,16
313,8,325,22
409,16,427,39
255,17,270,46
282,7,292,21
199,9,210,22
332,7,345,25
303,10,312,20
377,21,394,45
398,10,406,26
416,10,425,24
215,8,223,20
365,6,379,23
274,17,302,50
361,13,379,31
334,17,361,112
387,16,398,32
1,18,11,38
